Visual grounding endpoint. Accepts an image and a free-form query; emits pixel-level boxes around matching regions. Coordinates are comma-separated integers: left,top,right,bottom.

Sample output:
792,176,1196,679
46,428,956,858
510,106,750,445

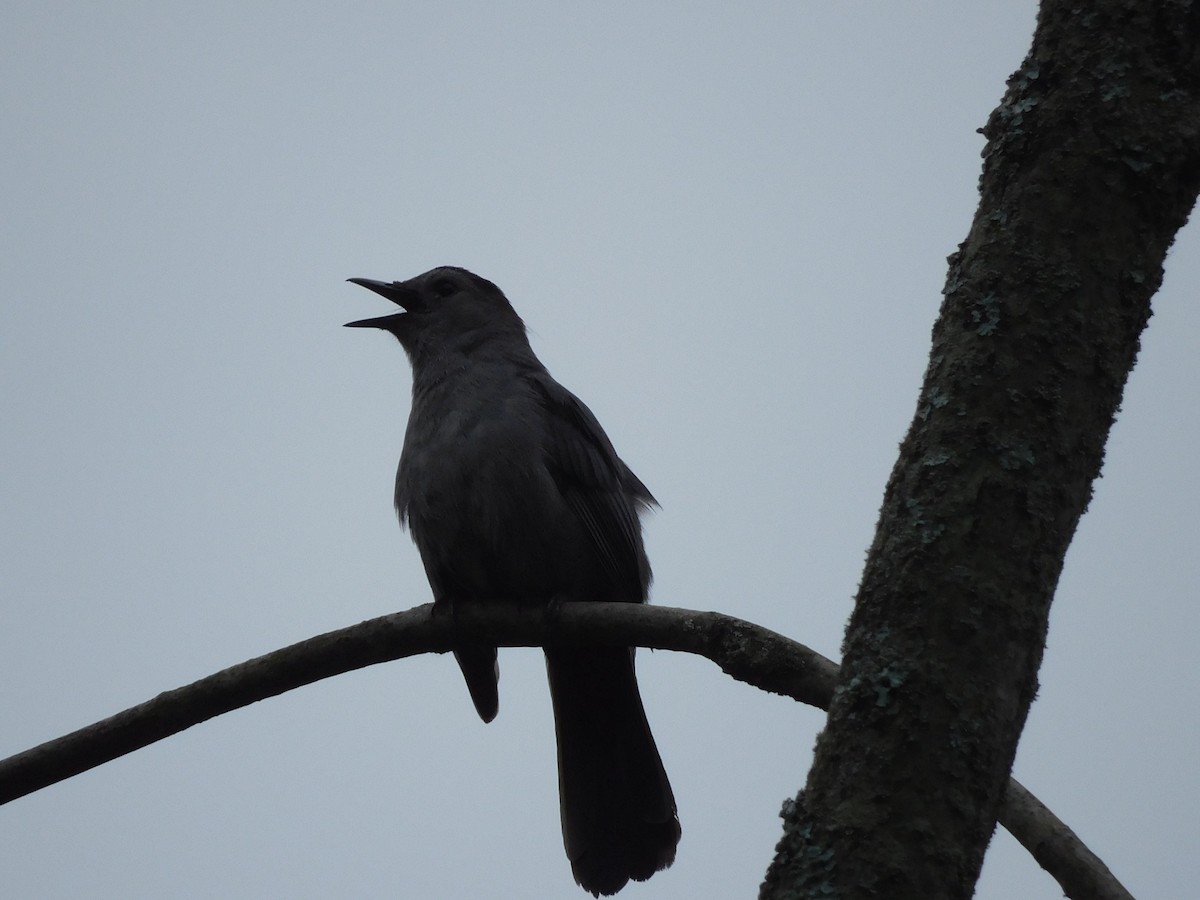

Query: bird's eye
431,278,457,298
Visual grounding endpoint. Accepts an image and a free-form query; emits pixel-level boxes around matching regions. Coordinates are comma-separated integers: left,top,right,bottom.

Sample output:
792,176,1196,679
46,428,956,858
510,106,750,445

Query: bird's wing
529,372,655,601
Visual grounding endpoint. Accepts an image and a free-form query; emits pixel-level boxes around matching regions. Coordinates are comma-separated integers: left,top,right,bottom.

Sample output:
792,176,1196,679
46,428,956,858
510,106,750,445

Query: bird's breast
397,386,573,572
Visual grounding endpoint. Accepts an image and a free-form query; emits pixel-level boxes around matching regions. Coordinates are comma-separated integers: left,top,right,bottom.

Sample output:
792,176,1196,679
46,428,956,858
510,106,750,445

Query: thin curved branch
0,602,1127,900
1002,777,1132,900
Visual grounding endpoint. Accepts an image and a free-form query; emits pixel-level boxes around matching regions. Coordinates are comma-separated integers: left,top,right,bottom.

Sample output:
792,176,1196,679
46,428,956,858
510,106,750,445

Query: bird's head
346,266,527,363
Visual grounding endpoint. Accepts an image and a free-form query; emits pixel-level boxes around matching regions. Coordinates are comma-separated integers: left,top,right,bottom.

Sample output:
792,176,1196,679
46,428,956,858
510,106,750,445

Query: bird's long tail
545,647,680,896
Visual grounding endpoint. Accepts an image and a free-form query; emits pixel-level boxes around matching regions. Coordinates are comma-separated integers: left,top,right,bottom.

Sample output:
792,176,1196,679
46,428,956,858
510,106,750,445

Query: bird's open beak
345,278,419,329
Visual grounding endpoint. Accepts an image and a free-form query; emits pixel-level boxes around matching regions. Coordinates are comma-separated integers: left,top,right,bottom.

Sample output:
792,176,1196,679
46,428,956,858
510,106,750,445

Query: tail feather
546,647,679,896
455,646,499,723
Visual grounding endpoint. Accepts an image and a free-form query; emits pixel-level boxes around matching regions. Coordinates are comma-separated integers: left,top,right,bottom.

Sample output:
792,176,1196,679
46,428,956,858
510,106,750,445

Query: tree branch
0,601,1128,899
1002,778,1132,900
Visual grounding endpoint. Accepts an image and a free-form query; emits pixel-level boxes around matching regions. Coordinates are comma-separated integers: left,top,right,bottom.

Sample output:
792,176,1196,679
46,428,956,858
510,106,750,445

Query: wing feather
529,373,655,601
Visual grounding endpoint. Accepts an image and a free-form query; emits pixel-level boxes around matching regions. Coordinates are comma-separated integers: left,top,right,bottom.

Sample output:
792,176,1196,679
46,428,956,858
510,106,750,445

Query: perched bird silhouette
346,266,679,895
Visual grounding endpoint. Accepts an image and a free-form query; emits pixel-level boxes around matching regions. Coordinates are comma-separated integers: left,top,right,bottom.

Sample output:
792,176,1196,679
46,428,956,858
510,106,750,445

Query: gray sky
3,3,1196,898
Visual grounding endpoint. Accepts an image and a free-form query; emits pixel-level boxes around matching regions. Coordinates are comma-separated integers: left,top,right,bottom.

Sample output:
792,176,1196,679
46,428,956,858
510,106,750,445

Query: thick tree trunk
761,3,1200,898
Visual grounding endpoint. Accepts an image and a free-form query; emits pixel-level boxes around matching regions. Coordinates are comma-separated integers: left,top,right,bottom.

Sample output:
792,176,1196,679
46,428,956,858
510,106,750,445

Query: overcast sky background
3,3,1197,898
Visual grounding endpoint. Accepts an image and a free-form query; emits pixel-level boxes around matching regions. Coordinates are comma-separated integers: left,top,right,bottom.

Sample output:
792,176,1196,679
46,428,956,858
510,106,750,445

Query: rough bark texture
761,3,1200,898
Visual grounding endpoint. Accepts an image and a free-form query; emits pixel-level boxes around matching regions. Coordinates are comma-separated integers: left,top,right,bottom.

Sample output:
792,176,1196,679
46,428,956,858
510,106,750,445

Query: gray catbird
346,266,679,896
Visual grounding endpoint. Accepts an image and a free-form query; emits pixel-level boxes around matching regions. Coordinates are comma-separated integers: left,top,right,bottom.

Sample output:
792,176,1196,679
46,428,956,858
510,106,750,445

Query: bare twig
0,601,1128,899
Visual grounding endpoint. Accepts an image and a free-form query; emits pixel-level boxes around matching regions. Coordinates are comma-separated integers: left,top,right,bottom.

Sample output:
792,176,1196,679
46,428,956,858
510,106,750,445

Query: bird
346,266,680,896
